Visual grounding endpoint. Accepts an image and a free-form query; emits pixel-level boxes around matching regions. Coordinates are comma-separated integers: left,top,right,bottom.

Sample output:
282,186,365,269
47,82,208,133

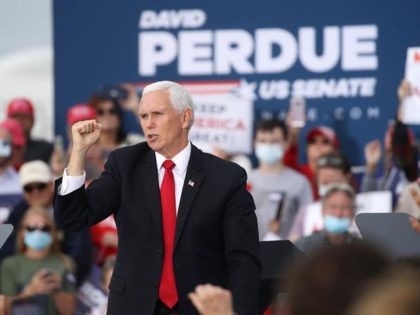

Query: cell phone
275,192,286,220
289,97,306,128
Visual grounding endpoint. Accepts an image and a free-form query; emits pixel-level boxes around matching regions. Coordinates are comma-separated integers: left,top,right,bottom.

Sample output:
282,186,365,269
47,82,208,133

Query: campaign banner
54,0,420,164
186,81,253,154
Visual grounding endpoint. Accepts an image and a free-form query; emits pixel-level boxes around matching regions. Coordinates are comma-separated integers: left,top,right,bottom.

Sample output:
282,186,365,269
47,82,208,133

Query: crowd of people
0,78,419,315
0,87,142,314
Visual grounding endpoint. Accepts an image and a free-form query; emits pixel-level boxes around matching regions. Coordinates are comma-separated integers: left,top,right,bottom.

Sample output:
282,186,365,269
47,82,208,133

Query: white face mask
0,140,11,158
255,143,284,165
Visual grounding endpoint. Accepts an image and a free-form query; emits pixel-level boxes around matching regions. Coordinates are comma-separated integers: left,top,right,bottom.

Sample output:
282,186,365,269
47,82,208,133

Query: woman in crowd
89,94,129,159
0,207,76,315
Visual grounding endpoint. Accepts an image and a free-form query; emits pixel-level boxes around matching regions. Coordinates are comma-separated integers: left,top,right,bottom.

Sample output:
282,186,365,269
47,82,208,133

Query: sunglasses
23,183,48,193
24,224,52,232
96,108,118,116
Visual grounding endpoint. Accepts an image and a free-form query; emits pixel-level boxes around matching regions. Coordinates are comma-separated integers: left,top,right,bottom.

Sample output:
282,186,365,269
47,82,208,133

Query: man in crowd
6,98,54,163
1,160,92,285
294,183,360,253
0,125,22,223
285,125,339,199
248,119,312,240
54,81,261,315
288,153,352,240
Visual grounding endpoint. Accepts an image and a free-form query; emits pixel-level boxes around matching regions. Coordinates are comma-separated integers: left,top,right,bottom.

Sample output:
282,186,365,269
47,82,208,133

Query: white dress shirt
155,142,191,214
59,142,192,215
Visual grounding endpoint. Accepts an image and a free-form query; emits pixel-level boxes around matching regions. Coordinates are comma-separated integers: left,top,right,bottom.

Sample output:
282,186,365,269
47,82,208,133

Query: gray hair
321,182,356,209
142,81,194,127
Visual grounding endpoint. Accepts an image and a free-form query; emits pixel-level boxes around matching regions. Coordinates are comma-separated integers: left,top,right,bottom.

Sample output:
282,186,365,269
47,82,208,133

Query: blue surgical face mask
0,140,11,158
255,143,284,165
324,215,351,234
24,231,52,250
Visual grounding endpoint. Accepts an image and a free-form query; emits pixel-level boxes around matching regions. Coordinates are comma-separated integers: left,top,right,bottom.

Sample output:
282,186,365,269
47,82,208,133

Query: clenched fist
71,120,101,152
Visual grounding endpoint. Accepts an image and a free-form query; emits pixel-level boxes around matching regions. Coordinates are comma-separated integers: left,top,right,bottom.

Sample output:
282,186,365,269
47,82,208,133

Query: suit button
157,251,163,258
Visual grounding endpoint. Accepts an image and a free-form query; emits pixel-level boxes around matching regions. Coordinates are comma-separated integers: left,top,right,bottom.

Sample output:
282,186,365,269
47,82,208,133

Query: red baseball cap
67,104,96,126
0,118,26,147
7,98,34,118
306,126,339,149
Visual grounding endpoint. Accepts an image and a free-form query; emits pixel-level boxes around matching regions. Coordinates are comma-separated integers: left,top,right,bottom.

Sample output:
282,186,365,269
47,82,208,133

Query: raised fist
71,120,101,152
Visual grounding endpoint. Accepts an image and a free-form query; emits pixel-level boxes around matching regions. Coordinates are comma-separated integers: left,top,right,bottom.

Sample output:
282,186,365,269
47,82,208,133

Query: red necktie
159,159,178,307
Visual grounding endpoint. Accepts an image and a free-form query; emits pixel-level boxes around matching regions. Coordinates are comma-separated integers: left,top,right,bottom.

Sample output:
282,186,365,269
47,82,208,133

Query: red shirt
284,144,319,200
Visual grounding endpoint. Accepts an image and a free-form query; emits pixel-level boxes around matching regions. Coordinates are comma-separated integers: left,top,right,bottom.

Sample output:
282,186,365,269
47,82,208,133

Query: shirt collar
155,142,191,175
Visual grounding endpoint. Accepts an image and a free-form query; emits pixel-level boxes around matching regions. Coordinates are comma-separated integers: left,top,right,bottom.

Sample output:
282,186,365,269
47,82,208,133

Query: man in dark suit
54,81,261,315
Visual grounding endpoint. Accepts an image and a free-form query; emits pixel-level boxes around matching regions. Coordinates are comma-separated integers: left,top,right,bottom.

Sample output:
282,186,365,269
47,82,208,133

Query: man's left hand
188,284,234,315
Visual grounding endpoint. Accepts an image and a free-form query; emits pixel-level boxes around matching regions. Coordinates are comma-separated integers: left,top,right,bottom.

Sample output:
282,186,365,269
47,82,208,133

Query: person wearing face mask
0,118,27,171
248,119,312,240
1,160,93,287
0,125,23,223
0,207,76,315
288,153,353,240
294,183,360,253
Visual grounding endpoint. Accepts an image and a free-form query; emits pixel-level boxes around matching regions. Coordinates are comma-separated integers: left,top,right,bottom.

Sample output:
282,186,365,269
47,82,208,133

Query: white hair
142,80,194,113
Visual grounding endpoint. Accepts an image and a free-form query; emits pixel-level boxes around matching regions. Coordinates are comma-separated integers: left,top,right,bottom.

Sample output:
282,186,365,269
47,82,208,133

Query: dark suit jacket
54,142,261,315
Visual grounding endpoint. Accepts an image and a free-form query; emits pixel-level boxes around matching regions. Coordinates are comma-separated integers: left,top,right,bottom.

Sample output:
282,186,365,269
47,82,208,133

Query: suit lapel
138,149,162,242
174,145,204,249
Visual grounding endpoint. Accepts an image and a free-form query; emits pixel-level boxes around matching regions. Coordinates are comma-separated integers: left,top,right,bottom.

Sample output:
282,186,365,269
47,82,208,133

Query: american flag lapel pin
188,180,195,187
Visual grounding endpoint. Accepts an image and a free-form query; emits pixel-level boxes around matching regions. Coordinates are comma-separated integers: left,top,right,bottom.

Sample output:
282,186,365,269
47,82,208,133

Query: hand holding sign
400,47,420,124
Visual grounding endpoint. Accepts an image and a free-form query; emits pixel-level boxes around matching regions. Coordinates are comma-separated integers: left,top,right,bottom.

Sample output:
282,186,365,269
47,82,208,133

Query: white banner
187,82,253,154
401,47,420,124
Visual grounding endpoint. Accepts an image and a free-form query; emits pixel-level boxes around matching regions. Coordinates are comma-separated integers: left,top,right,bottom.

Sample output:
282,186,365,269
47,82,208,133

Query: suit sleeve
223,166,261,315
54,151,122,231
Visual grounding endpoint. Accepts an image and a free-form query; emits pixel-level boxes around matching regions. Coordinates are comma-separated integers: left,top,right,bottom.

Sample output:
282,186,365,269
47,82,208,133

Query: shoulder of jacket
111,141,150,158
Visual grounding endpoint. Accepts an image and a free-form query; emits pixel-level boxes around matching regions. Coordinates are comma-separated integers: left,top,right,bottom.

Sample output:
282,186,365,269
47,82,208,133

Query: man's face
23,182,54,207
255,127,286,147
9,113,33,137
139,89,192,158
254,127,287,165
307,136,335,164
317,167,347,187
322,191,354,219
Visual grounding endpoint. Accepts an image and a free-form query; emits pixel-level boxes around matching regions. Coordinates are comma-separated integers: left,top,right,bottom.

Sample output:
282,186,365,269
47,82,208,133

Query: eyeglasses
23,183,48,193
96,108,118,116
24,224,52,232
